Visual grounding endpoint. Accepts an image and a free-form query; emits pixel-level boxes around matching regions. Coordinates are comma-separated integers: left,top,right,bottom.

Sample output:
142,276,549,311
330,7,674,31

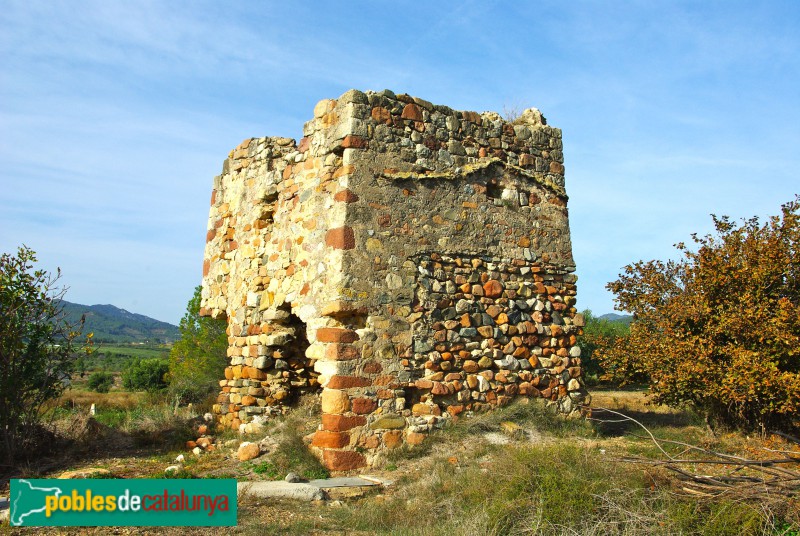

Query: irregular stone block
321,389,350,414
369,415,406,430
351,397,377,415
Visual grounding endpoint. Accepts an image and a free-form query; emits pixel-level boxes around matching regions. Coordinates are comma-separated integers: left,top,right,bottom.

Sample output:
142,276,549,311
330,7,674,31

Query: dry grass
4,391,798,535
325,396,798,535
330,441,785,535
52,389,146,411
324,394,799,535
503,101,525,123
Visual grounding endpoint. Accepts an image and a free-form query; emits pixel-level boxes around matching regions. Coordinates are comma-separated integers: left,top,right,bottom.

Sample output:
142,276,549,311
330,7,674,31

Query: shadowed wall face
201,89,586,470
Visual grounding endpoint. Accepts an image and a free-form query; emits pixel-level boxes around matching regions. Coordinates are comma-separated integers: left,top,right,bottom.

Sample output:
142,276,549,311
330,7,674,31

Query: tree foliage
167,285,228,403
599,198,800,432
576,310,630,384
0,246,90,462
87,371,114,393
122,358,169,391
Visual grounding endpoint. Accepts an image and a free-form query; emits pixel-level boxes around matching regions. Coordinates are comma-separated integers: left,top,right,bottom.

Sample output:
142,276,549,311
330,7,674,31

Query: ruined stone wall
201,89,586,471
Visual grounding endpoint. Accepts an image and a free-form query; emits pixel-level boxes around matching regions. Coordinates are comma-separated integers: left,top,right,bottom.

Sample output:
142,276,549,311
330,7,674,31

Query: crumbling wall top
299,89,566,192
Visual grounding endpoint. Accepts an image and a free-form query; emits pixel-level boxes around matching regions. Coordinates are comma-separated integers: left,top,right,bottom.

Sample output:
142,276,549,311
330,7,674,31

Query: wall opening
283,311,318,399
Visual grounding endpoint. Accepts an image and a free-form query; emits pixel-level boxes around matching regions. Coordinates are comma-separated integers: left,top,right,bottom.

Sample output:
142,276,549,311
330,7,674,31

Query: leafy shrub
0,246,91,462
168,286,228,404
599,197,800,432
122,358,169,391
87,371,114,393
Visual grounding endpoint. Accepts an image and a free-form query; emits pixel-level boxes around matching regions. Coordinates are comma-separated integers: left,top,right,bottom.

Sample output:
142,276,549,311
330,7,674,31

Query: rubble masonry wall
201,89,586,471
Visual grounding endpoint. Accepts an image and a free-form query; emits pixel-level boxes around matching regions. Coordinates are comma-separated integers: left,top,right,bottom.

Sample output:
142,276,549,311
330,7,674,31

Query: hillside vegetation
60,300,179,343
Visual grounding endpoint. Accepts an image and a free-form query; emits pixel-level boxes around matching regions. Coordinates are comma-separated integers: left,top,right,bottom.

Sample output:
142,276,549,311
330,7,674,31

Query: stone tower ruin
200,89,586,471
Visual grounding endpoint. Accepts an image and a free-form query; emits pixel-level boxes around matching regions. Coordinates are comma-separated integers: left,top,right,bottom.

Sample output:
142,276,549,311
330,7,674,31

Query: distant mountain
598,313,633,324
59,301,180,343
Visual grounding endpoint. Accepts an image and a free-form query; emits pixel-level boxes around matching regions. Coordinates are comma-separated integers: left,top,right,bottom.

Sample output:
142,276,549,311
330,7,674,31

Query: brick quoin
325,226,355,250
326,375,372,389
325,344,361,360
341,135,367,149
316,327,359,343
311,430,350,449
321,414,366,432
323,449,366,471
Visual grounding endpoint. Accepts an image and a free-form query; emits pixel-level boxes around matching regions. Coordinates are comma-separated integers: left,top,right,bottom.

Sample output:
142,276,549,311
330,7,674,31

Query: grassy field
96,343,170,359
66,342,171,393
4,388,798,535
80,343,171,373
95,343,170,361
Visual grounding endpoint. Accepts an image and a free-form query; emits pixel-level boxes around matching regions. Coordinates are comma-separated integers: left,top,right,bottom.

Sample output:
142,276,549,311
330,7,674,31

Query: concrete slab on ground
307,477,380,488
238,481,327,501
360,475,394,486
239,475,392,501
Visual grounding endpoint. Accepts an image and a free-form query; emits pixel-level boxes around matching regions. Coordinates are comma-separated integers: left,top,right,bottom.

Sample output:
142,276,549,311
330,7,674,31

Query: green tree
576,309,630,384
599,198,800,432
87,371,114,393
167,285,228,403
122,358,169,391
0,246,90,462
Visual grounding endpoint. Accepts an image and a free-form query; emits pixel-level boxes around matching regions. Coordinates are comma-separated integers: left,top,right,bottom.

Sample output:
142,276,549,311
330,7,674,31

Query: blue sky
1,1,798,324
